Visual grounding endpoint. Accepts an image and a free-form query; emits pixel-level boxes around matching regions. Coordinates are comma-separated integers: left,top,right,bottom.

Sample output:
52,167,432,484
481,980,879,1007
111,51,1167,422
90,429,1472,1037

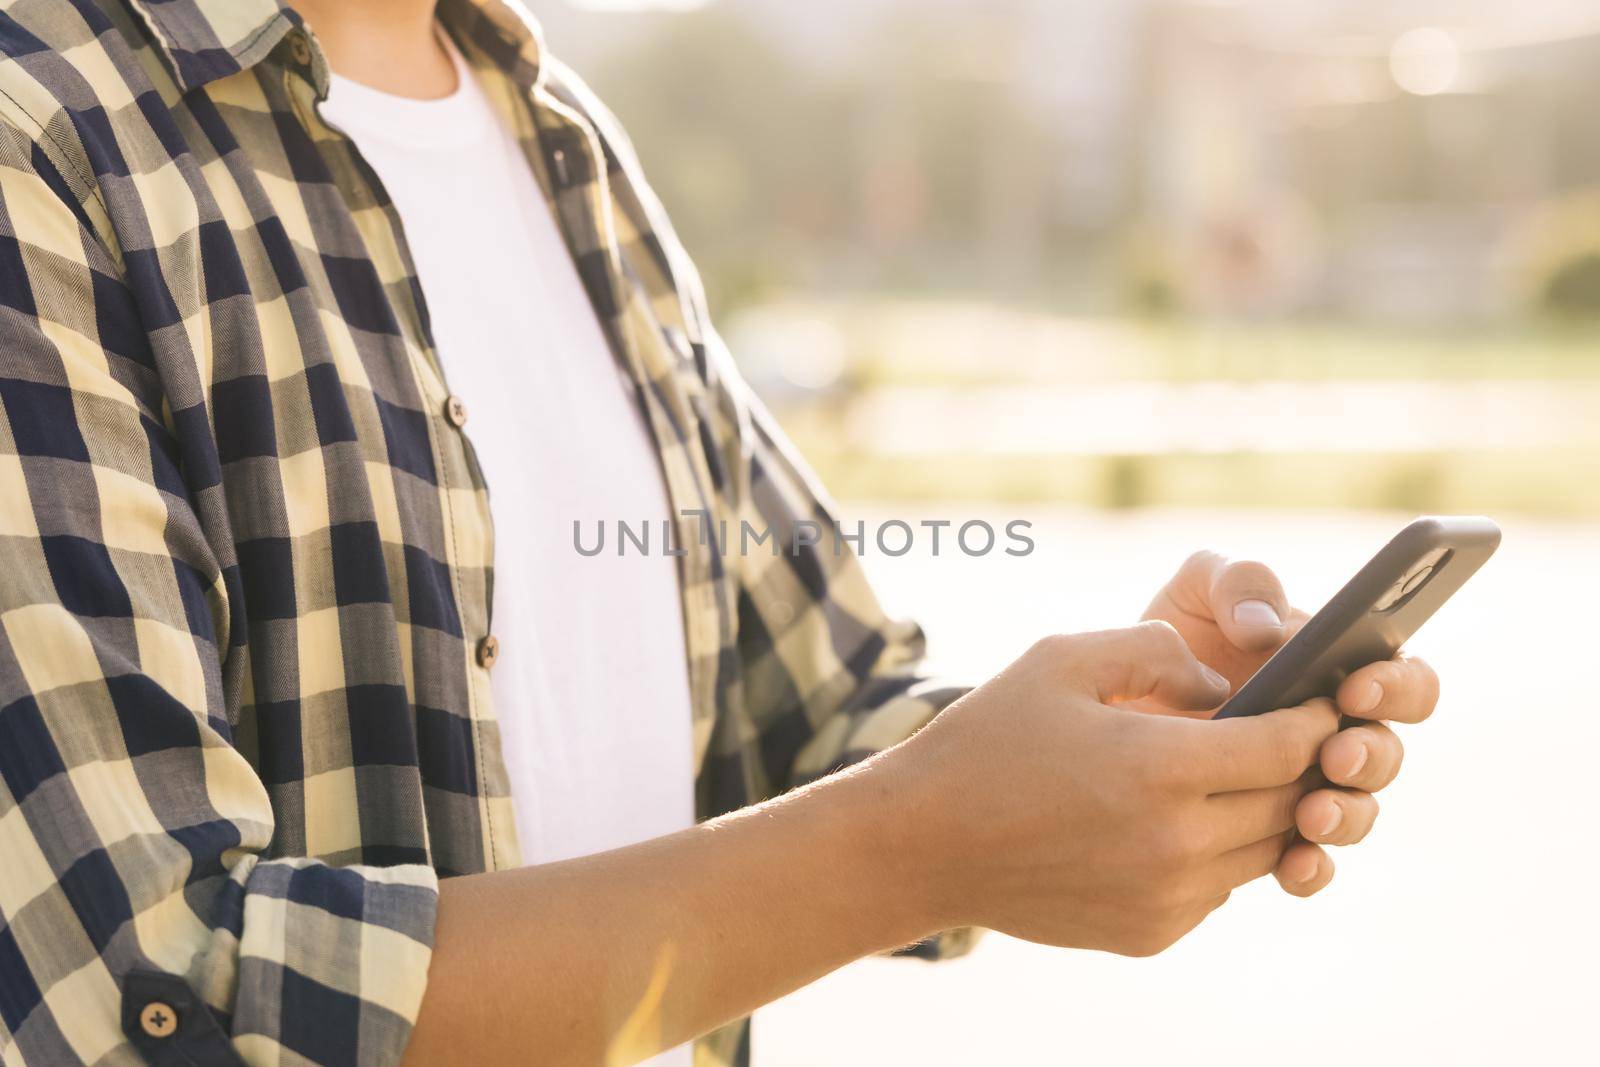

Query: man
0,1,1437,1064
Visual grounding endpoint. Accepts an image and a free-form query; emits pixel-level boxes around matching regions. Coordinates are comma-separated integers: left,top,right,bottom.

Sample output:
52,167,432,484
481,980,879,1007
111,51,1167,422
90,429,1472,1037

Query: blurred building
536,0,1600,322
1134,1,1600,321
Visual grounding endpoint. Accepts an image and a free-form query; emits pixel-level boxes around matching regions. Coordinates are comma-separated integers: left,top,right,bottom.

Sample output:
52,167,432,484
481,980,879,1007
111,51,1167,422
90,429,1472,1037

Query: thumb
1067,622,1233,711
1169,550,1291,654
1204,557,1291,654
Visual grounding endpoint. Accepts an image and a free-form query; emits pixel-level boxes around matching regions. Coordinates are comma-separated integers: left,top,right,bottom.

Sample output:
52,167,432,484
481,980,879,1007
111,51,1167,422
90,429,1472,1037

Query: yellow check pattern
0,1,970,1064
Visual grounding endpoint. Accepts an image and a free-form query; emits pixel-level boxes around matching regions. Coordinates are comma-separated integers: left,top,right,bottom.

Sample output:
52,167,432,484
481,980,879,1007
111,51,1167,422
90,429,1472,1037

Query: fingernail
1292,860,1319,885
1355,682,1383,715
1233,599,1282,628
1202,664,1230,690
1343,744,1369,781
1317,803,1342,838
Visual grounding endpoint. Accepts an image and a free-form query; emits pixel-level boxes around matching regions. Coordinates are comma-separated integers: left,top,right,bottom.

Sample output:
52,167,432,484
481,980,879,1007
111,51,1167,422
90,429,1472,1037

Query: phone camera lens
1400,565,1435,597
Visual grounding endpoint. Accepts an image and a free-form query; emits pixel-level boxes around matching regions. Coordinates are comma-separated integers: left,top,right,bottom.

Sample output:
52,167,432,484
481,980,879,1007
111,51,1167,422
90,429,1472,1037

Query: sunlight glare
1389,27,1462,96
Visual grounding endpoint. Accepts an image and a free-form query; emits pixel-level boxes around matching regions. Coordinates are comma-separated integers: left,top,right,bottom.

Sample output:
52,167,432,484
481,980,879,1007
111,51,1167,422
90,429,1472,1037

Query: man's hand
1141,550,1441,898
890,624,1339,956
407,624,1342,1064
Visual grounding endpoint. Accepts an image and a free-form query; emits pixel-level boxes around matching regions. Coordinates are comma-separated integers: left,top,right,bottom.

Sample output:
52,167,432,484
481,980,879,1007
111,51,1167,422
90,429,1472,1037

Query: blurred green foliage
1541,253,1600,316
1514,189,1600,319
787,447,1600,516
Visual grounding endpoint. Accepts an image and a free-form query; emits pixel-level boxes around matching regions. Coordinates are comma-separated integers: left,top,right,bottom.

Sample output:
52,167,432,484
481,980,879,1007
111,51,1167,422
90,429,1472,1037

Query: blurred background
545,0,1600,515
534,1,1598,1063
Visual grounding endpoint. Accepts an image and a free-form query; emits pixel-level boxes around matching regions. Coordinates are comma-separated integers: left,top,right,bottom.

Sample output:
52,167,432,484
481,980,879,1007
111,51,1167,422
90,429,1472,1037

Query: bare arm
405,758,932,1066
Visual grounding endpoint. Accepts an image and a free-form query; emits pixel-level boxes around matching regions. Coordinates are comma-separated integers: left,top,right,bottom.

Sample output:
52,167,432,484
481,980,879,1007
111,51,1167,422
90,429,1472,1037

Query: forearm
402,755,941,1066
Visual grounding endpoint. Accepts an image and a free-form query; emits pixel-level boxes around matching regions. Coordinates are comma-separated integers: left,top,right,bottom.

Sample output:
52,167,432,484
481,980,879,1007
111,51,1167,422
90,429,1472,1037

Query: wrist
816,746,967,942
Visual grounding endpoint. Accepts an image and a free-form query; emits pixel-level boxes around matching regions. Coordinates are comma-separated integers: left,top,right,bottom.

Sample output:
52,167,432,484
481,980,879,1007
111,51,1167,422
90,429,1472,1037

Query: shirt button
139,1001,178,1039
476,634,499,669
444,395,469,428
288,32,312,66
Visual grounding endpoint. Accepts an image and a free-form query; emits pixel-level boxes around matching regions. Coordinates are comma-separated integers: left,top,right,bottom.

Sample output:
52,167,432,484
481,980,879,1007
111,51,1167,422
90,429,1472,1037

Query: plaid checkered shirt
0,0,973,1064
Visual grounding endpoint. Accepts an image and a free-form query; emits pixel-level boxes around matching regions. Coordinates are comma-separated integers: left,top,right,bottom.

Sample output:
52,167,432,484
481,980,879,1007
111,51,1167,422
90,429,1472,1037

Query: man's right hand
887,622,1341,957
404,623,1341,1065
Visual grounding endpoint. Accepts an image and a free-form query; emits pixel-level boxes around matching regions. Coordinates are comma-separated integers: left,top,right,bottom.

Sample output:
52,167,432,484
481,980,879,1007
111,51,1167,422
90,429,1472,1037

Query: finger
1206,769,1320,850
1295,787,1379,846
1274,840,1335,897
1065,622,1231,711
1279,608,1311,641
1202,830,1295,896
1202,555,1291,653
1179,698,1341,792
1320,721,1403,791
1336,654,1440,724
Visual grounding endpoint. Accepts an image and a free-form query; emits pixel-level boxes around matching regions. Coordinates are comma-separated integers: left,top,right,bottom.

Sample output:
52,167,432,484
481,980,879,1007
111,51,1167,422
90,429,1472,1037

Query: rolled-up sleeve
0,124,436,1065
712,338,980,962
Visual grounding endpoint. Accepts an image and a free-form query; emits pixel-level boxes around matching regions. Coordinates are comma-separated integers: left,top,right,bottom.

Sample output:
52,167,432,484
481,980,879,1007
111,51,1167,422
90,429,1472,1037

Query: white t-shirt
321,40,696,1067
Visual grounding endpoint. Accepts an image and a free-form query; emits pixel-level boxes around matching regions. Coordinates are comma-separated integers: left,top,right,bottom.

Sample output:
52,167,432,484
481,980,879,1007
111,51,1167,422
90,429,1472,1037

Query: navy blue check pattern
0,1,971,1065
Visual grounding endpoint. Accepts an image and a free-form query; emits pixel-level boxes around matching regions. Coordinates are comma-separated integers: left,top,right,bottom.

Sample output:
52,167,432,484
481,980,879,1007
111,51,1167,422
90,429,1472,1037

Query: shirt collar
125,0,544,95
438,0,546,92
126,0,302,93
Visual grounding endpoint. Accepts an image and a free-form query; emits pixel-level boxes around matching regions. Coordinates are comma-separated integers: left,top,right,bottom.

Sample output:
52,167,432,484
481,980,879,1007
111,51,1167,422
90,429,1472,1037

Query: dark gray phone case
1212,516,1501,719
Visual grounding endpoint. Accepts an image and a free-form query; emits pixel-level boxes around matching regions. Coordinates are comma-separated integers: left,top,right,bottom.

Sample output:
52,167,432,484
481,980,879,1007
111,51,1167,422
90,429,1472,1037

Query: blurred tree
1509,188,1600,319
1540,253,1600,318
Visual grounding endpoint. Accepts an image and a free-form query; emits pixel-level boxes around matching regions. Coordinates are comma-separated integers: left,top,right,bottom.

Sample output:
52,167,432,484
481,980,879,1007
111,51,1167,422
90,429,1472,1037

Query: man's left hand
1139,550,1440,898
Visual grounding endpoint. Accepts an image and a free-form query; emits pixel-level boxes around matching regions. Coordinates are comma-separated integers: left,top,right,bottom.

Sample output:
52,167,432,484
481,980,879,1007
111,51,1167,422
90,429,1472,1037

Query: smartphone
1211,516,1501,719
